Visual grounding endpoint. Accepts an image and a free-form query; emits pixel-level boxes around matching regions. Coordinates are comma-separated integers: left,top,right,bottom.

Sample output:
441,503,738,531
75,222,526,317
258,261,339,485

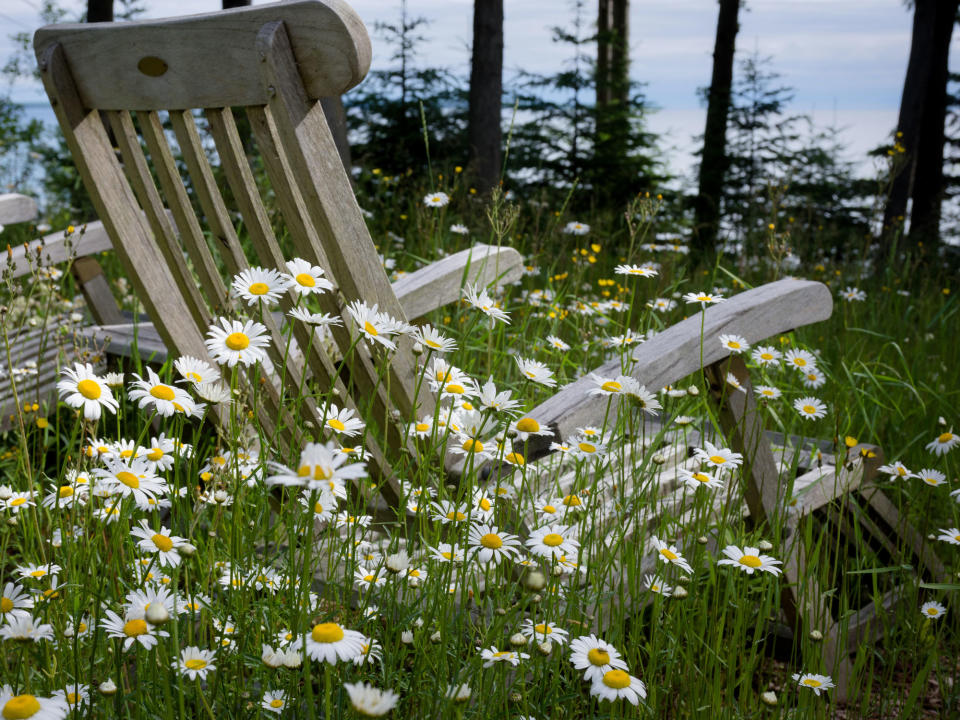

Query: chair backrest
34,1,429,496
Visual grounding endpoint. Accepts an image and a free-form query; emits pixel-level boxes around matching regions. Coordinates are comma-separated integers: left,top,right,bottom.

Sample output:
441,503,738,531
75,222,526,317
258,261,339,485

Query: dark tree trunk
222,0,251,8
86,0,112,23
693,0,740,261
882,0,959,254
468,0,504,194
597,0,629,109
595,0,631,203
908,0,958,249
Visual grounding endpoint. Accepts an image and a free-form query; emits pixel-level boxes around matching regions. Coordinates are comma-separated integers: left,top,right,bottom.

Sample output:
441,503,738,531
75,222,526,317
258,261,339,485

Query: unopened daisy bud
939,416,947,426
7,516,17,526
509,633,528,647
808,629,823,642
524,571,546,591
282,649,301,668
697,536,708,545
758,539,773,552
672,586,688,599
413,617,424,628
180,542,196,557
495,607,507,616
400,630,414,645
687,385,700,396
652,453,667,465
928,533,937,541
430,631,441,643
537,640,553,656
145,602,170,626
447,684,471,702
510,692,523,703
261,645,284,668
385,550,410,574
531,594,542,604
412,342,424,355
99,679,118,696
760,690,777,706
0,485,12,500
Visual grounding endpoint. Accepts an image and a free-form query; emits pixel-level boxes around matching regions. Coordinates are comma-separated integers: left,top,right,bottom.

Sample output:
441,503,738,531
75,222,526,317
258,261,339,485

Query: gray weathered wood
0,194,38,225
33,1,370,111
3,222,112,280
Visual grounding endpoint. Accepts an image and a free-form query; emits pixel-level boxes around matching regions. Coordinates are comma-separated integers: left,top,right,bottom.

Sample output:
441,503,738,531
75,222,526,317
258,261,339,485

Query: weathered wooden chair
34,0,522,497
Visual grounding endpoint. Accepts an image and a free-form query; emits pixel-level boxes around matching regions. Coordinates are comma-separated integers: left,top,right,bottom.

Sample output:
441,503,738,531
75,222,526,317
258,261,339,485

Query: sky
1,0,948,177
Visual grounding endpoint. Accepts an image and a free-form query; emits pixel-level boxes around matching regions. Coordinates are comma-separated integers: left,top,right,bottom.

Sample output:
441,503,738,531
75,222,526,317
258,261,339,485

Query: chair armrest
524,278,833,457
3,221,113,279
0,193,38,226
392,244,524,320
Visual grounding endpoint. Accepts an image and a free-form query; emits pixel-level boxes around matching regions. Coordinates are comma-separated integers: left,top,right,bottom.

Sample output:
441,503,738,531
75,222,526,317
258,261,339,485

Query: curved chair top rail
33,0,370,111
527,277,833,452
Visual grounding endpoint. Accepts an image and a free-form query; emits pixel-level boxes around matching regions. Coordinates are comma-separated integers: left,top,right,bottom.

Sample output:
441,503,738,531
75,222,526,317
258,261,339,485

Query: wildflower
205,317,270,367
925,430,959,456
568,634,628,682
717,545,782,576
142,434,177,471
321,403,366,437
174,355,220,385
345,300,402,350
801,369,826,389
545,335,570,351
284,257,333,295
754,385,781,400
841,287,866,301
477,377,521,414
128,367,196,417
195,381,232,404
232,266,290,306
679,468,723,491
262,690,287,715
450,223,469,234
650,297,676,311
479,646,529,667
917,468,946,487
0,687,68,720
920,601,947,620
563,221,590,235
175,646,216,680
468,524,522,565
526,524,579,560
445,684,471,702
645,574,673,596
794,397,827,420
877,461,916,481
520,619,569,645
353,637,383,666
792,673,835,696
572,436,607,460
0,616,55,643
589,670,647,705
53,684,89,712
343,682,399,717
2,491,35,514
17,563,61,581
683,291,724,306
56,363,118,421
615,263,657,278
130,520,187,567
428,542,464,564
463,284,510,324
719,334,750,353
784,348,817,372
515,357,556,387
937,527,960,545
94,457,166,506
0,583,34,623
266,441,365,493
650,537,694,574
752,345,782,366
725,373,746,393
423,192,450,208
693,440,743,471
101,609,165,650
588,373,639,398
301,622,366,664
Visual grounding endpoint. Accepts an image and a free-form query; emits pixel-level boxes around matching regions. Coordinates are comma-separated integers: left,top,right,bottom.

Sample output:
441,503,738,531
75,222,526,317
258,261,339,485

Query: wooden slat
79,322,168,361
38,43,210,367
71,256,124,325
523,278,833,460
4,222,113,279
0,193,38,225
33,1,370,111
392,244,524,320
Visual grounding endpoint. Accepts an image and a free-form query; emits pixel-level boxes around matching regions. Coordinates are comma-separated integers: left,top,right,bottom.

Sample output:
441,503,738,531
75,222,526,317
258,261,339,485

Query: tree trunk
222,0,252,8
468,0,504,194
597,0,629,109
86,0,112,23
908,0,958,250
693,0,740,260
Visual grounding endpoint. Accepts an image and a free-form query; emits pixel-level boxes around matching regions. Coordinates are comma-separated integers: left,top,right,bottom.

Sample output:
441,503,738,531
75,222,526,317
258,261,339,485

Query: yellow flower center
187,371,202,382
709,455,726,464
123,619,148,637
65,693,79,705
480,533,503,549
693,472,711,483
505,451,525,466
563,495,581,506
115,471,140,489
578,442,596,453
248,282,270,296
927,608,938,615
794,358,807,367
270,699,284,708
588,648,610,666
327,418,346,431
534,623,552,634
803,678,822,688
492,651,512,658
415,423,429,432
152,534,174,552
543,533,564,547
543,505,556,514
150,385,175,401
8,498,25,507
602,669,631,689
0,598,12,613
29,570,45,578
185,658,207,670
225,332,250,351
939,432,953,443
2,695,41,719
363,321,378,337
148,448,164,461
311,623,344,643
660,548,678,561
479,498,492,512
363,575,375,582
803,405,816,414
728,341,741,349
441,551,452,560
516,417,540,433
295,273,315,288
76,379,101,400
739,555,762,568
462,438,483,453
446,383,465,394
446,511,466,522
313,502,325,514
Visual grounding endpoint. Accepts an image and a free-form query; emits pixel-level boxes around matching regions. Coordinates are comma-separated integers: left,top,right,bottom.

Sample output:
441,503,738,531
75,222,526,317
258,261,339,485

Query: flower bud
509,633,528,647
99,680,118,696
145,603,170,626
760,691,777,706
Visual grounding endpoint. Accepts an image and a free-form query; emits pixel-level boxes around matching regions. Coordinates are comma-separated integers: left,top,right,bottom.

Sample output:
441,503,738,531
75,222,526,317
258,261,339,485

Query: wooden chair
34,0,522,500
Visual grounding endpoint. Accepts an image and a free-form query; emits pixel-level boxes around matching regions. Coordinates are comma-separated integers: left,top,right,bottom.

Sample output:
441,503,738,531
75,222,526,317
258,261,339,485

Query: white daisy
751,345,782,367
342,682,399,717
463,284,510,324
205,317,270,367
568,634,628,682
794,396,827,420
129,520,187,567
920,600,947,620
589,669,647,705
515,357,556,387
56,363,118,421
174,646,217,680
423,191,450,208
101,609,166,650
262,690,288,715
467,524,522,565
301,622,366,664
231,266,290,306
0,687,68,720
717,545,782,576
127,367,196,417
719,334,750,353
525,524,579,560
284,257,334,296
650,536,693,574
479,646,529,667
925,430,959,456
174,356,220,385
792,672,835,696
